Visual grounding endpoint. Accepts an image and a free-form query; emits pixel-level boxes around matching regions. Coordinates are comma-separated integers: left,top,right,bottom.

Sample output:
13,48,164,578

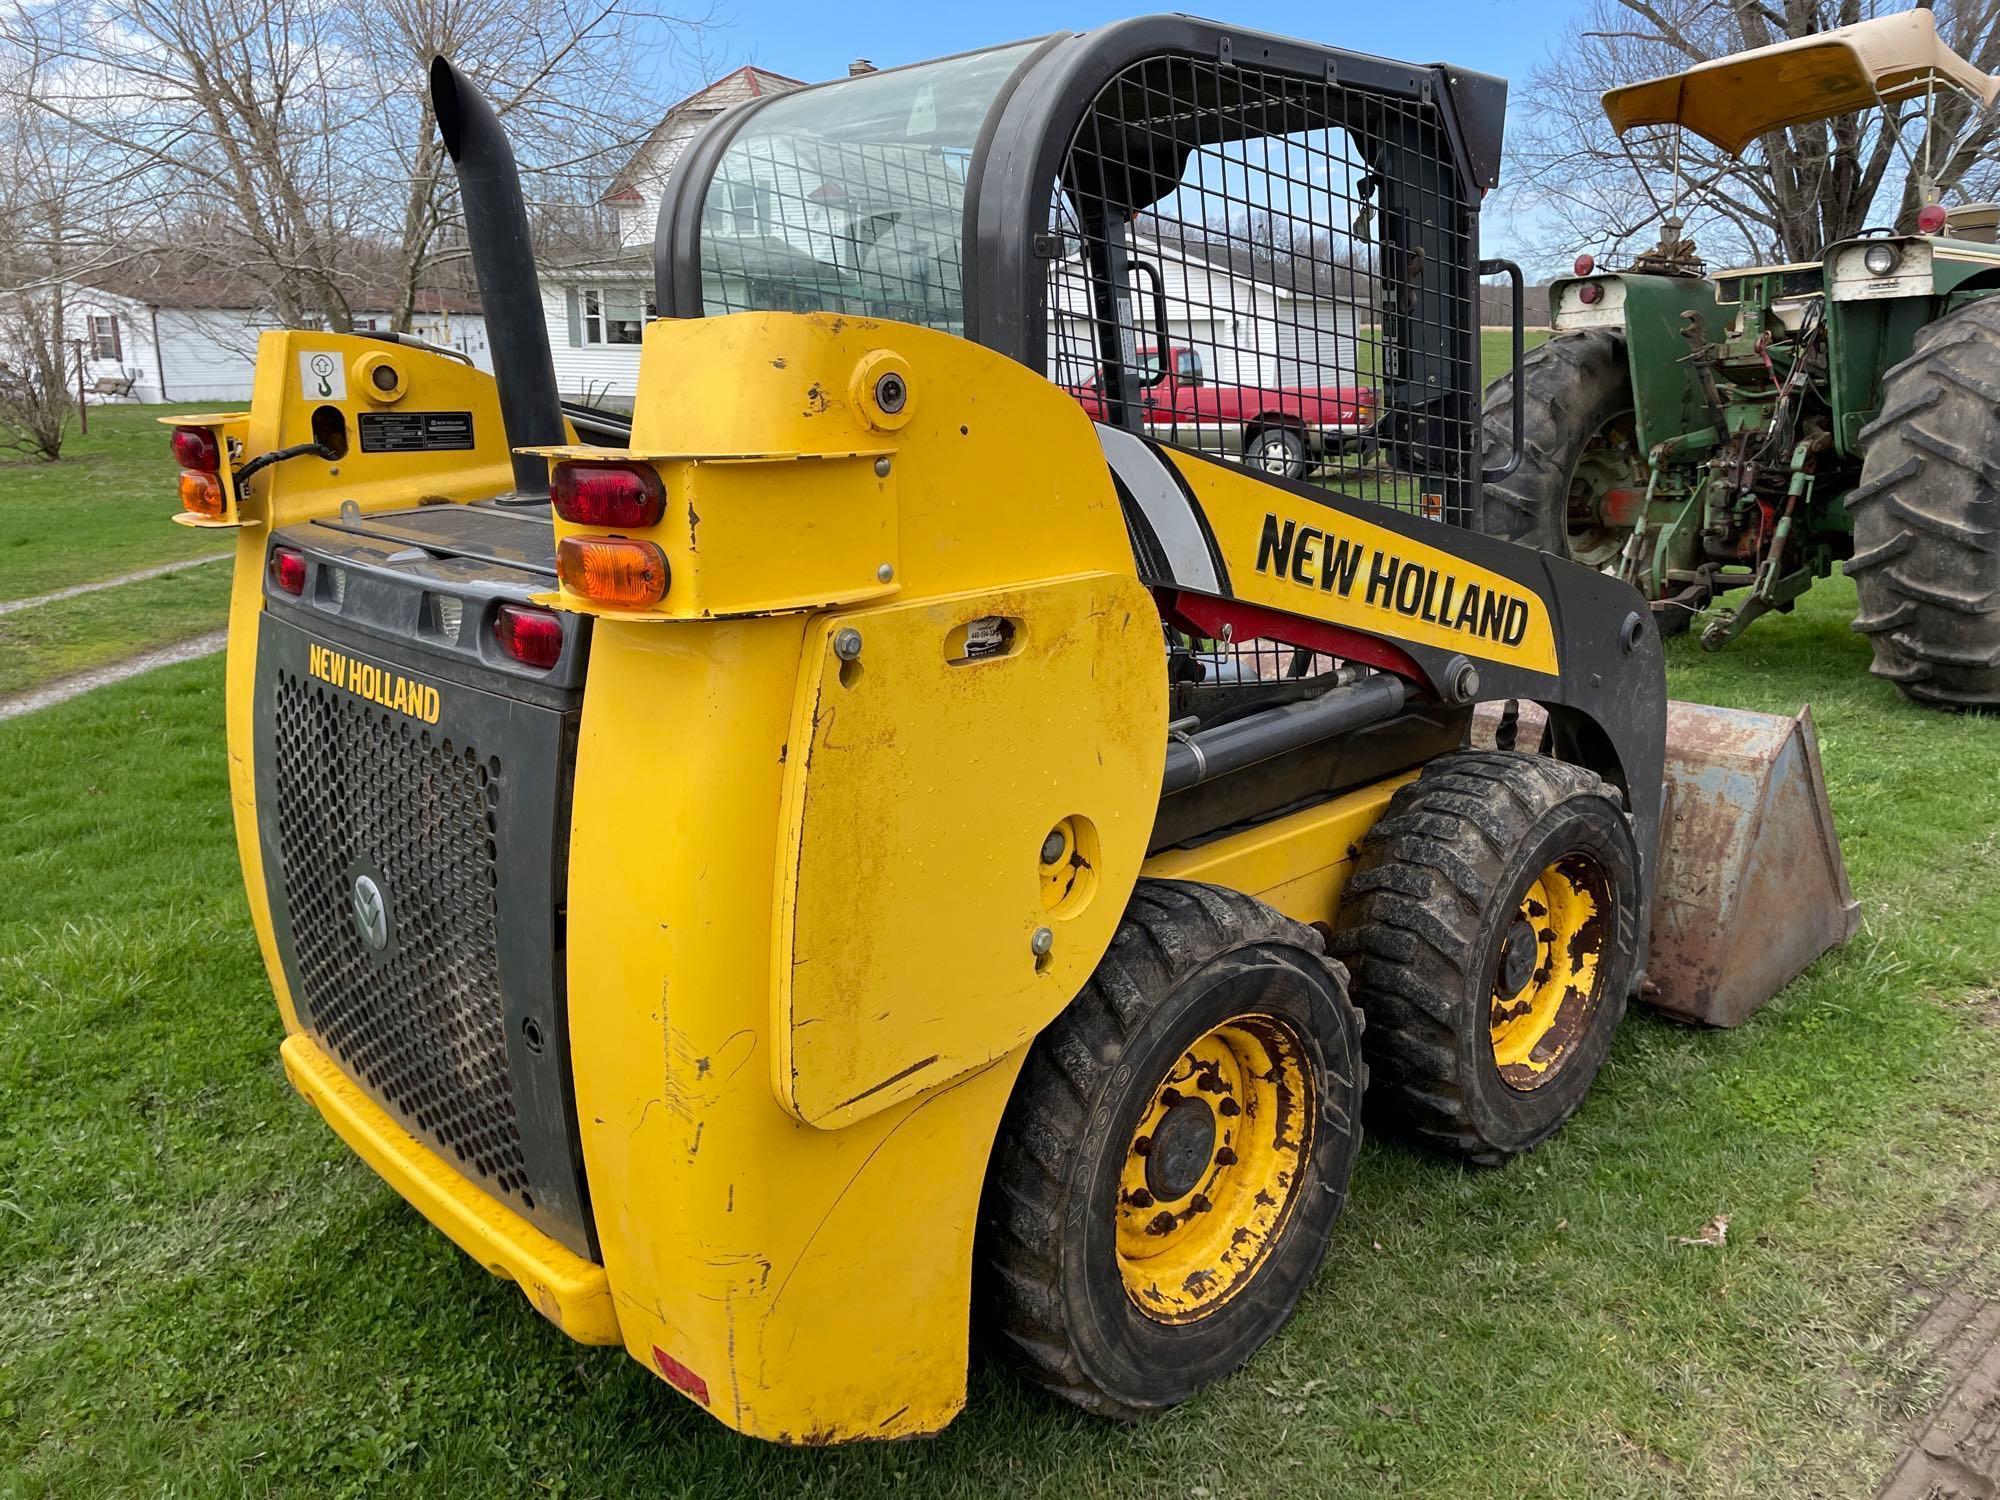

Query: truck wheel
1477,334,1689,630
1328,750,1638,1165
978,880,1365,1419
1848,297,2000,710
1246,425,1308,480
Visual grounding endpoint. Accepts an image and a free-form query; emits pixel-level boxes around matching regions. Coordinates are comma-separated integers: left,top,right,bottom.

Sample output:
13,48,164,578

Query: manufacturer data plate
358,411,476,454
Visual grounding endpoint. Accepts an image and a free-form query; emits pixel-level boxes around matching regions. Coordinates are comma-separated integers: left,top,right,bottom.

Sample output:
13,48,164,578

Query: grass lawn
0,402,228,602
0,561,229,698
3,569,1998,1497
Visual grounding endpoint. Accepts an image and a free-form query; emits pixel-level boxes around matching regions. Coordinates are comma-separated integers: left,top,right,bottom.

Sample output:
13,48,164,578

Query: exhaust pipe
430,56,566,496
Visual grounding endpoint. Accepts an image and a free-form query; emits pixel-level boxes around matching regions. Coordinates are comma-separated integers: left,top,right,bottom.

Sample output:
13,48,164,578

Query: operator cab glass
698,43,1043,333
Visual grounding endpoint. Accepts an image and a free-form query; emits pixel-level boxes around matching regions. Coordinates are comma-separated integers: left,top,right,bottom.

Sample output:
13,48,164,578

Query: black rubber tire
977,879,1365,1420
1478,330,1631,554
1245,424,1309,480
1847,297,2000,710
1327,750,1640,1166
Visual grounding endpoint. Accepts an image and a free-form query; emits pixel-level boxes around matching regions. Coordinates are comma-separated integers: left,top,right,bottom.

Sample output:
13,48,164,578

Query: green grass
4,571,1999,1496
0,403,227,602
0,561,229,698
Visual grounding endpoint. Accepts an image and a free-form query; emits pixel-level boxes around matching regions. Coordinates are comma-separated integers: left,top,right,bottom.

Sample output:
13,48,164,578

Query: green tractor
1482,9,2000,709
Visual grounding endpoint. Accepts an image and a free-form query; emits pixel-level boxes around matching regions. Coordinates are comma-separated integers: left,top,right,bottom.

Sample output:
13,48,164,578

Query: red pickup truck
1067,344,1378,480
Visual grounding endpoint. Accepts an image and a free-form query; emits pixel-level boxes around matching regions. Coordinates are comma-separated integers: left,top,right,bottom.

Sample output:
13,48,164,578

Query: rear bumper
280,1032,621,1346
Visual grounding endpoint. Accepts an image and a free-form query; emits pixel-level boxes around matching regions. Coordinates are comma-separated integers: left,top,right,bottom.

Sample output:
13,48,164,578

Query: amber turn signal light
179,470,225,516
557,535,669,608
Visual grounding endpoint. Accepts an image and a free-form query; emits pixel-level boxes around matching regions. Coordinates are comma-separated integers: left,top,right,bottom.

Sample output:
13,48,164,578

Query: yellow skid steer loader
168,22,1857,1443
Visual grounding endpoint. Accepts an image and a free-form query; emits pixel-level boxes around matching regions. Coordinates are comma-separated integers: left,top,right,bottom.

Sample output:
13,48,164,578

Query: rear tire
1328,751,1639,1165
1246,425,1309,481
977,880,1365,1419
1848,297,2000,710
1477,334,1692,635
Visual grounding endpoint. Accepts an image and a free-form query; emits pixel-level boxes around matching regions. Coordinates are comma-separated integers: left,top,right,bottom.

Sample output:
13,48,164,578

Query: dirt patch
1877,1183,2000,1499
0,628,227,722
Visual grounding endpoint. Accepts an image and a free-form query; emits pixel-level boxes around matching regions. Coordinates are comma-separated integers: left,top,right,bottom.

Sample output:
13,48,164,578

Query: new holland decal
306,642,442,724
1254,513,1532,647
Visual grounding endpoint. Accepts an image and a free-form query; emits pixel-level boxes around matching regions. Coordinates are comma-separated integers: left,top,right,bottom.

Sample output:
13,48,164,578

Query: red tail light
1917,203,1948,235
171,426,220,472
551,461,665,529
1573,252,1595,276
270,546,306,596
1577,282,1604,306
495,603,565,668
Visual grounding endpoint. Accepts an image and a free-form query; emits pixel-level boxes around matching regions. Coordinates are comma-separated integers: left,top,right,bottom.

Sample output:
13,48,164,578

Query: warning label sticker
357,411,476,454
300,351,346,401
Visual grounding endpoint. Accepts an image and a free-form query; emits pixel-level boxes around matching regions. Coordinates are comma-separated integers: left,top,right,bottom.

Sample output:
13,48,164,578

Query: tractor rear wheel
978,880,1365,1419
1848,297,2000,710
1478,333,1691,633
1328,750,1639,1165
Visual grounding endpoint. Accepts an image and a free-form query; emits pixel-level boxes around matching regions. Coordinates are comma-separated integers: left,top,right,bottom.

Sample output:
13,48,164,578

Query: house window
89,315,120,361
579,287,653,345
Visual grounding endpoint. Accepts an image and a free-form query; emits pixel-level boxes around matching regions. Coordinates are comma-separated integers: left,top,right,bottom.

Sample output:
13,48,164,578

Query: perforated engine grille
271,667,533,1212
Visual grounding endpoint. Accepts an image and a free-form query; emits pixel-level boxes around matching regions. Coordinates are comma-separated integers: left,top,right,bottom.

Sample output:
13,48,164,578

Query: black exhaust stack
430,56,566,496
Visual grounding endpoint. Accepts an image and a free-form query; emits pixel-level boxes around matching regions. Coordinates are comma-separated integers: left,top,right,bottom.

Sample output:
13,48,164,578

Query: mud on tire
976,880,1365,1420
1848,297,2000,710
1328,750,1640,1165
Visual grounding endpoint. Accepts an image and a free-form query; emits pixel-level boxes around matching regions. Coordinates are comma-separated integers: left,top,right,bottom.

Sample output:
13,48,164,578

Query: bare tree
1499,0,2000,271
1,0,717,336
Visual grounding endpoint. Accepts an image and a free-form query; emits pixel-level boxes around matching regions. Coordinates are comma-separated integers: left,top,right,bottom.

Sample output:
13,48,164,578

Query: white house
539,64,805,404
66,271,488,405
1050,230,1365,393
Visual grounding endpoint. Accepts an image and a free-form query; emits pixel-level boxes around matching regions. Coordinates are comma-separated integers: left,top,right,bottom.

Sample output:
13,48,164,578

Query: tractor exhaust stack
430,56,566,496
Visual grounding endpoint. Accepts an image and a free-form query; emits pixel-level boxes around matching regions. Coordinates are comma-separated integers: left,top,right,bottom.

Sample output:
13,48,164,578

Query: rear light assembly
1573,252,1595,276
1577,282,1605,306
551,461,665,529
495,603,565,669
557,535,670,608
269,546,306,596
1917,203,1948,235
179,471,225,516
171,426,220,472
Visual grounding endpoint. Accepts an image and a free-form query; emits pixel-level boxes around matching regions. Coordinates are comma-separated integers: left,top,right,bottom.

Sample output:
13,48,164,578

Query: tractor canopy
1601,8,1999,156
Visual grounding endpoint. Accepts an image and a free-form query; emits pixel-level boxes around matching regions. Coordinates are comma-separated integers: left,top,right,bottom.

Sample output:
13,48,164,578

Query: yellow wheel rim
1114,1013,1315,1323
1488,852,1611,1091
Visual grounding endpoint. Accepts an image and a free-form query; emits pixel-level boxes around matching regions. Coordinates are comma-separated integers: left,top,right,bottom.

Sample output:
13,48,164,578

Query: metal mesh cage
1048,52,1476,519
271,669,533,1213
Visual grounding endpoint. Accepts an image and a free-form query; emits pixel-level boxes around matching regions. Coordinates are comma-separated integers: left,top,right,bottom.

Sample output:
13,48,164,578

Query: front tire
1848,297,2000,710
1329,751,1639,1165
978,880,1365,1419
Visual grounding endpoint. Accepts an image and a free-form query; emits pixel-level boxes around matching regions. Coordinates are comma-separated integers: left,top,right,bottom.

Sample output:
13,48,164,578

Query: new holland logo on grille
306,642,442,723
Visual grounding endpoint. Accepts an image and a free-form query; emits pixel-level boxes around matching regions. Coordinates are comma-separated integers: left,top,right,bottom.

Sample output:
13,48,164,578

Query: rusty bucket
1646,701,1860,1026
1469,698,1860,1026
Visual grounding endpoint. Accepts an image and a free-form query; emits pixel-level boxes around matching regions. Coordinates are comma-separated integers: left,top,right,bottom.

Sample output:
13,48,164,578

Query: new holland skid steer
170,22,1858,1443
1481,10,2000,708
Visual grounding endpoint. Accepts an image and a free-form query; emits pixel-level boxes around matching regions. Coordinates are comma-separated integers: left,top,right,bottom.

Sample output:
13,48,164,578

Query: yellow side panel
774,573,1166,1129
566,616,1031,1442
1160,448,1561,675
1142,774,1414,927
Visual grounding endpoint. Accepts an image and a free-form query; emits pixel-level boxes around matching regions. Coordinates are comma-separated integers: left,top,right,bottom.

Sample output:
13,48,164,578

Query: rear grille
271,667,533,1212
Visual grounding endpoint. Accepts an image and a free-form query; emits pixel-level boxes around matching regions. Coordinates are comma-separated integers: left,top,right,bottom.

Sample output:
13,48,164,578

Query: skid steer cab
180,23,1857,1444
